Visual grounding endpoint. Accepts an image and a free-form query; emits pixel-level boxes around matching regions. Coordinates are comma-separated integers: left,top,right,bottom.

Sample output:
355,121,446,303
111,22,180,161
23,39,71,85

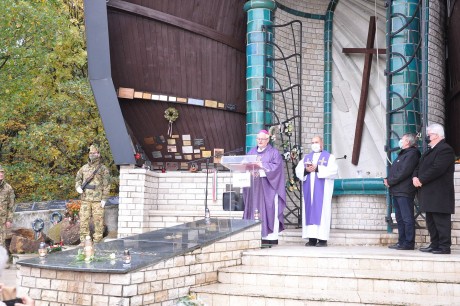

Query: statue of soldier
75,144,110,243
0,165,15,247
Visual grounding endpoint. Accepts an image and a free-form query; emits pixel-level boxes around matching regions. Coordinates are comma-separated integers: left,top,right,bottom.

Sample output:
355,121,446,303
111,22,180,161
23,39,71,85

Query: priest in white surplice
295,136,338,247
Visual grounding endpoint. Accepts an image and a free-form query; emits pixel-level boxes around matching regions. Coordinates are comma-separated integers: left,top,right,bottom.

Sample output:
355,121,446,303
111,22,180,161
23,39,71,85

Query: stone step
192,283,460,305
216,265,460,294
279,228,398,246
240,246,460,273
192,245,460,305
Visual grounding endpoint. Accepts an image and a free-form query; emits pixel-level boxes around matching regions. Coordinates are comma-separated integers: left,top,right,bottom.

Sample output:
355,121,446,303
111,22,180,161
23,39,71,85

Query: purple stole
303,151,331,225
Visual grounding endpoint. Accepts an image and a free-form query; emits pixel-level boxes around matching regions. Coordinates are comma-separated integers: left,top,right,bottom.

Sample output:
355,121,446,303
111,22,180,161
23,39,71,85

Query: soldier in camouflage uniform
0,165,15,247
75,145,110,243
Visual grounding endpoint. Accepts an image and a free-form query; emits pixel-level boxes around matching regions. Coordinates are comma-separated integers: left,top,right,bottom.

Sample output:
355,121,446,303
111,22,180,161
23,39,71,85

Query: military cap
0,165,4,172
89,144,100,153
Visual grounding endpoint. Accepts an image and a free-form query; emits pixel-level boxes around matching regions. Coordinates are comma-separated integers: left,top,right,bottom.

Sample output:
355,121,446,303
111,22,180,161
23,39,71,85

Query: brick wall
17,224,261,306
118,166,242,237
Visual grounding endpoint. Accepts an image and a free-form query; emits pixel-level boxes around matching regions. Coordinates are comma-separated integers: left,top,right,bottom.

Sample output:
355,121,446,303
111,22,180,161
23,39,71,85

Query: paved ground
1,265,18,288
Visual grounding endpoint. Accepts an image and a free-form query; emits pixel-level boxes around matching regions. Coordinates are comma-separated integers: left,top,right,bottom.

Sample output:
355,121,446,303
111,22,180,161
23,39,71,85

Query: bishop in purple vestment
243,130,286,244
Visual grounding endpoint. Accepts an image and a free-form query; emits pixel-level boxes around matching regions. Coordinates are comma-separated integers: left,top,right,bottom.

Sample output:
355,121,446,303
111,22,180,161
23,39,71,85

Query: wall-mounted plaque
226,104,237,111
171,135,180,139
202,151,212,158
188,98,204,106
155,135,166,143
183,140,191,146
165,155,172,159
194,138,205,147
182,146,193,154
134,91,143,99
180,162,189,170
213,148,224,164
194,149,201,154
167,146,177,153
152,162,164,170
218,103,225,108
118,87,134,99
167,139,176,145
144,137,155,145
165,162,179,171
177,97,187,103
142,92,152,99
182,134,191,141
152,151,163,158
174,155,182,160
184,155,192,160
168,96,177,102
205,100,218,108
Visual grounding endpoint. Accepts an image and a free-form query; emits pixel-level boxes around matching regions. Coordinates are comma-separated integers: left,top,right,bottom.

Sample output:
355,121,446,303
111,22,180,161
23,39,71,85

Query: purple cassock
242,144,286,237
302,151,331,225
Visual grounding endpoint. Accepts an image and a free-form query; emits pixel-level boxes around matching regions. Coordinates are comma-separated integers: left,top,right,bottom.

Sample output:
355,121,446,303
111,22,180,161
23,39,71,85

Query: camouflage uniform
0,166,15,247
75,145,110,243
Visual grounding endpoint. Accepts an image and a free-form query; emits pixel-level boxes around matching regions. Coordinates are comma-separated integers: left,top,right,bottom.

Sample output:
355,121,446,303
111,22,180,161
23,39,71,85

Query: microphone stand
188,147,244,221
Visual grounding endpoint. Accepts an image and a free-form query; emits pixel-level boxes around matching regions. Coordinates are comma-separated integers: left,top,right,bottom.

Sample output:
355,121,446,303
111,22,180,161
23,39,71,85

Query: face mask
425,135,431,144
311,143,321,153
89,153,99,161
398,139,404,149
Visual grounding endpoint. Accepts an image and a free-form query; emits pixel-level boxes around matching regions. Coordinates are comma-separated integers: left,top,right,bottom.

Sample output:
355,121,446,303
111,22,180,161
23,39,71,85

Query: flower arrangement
164,107,179,137
176,294,206,306
164,107,179,122
65,199,81,223
73,249,116,263
47,242,63,254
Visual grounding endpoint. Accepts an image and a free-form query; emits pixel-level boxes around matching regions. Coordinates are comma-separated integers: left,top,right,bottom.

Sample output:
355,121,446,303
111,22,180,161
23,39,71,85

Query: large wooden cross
342,16,386,165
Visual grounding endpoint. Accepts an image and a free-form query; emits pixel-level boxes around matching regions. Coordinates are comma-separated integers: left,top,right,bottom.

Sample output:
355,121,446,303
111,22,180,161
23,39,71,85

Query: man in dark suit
385,133,421,250
413,123,455,254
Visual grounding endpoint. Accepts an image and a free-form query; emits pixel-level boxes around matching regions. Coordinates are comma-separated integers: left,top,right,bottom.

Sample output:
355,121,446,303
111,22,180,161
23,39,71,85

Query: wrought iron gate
262,20,303,227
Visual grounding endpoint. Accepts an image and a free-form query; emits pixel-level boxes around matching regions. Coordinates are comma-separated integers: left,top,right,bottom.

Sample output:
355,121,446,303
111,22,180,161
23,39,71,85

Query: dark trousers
393,196,415,248
425,212,451,249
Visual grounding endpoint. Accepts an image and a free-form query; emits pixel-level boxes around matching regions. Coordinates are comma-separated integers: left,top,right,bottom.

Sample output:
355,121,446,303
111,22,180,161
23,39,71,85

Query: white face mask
398,139,404,149
311,143,321,153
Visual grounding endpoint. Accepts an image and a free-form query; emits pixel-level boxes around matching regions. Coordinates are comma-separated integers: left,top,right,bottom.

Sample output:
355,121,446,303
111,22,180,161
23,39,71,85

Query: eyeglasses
256,138,269,141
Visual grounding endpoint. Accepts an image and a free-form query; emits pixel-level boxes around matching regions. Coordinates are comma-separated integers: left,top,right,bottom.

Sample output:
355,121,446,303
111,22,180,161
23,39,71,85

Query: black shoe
419,245,436,253
432,248,451,254
316,240,327,247
396,245,414,250
388,243,401,249
269,240,278,245
305,238,317,247
261,239,270,245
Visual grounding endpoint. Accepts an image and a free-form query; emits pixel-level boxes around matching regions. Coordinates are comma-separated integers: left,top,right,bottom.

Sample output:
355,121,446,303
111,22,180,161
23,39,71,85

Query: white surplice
295,152,338,240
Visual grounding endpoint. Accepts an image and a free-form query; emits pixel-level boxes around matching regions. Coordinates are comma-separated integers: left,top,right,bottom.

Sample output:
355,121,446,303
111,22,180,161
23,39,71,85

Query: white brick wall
118,166,243,237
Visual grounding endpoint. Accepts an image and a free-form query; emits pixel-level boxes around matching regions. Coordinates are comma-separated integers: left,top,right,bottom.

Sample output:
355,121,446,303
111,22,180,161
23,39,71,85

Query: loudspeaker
222,191,245,211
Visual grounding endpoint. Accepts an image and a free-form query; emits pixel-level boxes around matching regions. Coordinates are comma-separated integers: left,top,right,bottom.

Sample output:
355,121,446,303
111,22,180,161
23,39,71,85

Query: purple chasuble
303,151,331,225
242,144,286,237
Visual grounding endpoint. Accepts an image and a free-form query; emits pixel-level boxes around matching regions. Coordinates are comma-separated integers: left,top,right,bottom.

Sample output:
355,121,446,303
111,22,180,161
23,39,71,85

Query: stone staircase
191,229,460,305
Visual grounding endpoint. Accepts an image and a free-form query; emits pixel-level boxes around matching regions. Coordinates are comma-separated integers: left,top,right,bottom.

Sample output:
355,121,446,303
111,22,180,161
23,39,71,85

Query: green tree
0,0,118,201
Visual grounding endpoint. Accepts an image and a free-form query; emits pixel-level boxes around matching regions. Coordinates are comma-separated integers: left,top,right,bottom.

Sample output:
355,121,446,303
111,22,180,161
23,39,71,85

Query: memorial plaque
117,87,134,99
33,202,49,211
226,104,237,111
48,200,67,210
194,138,205,147
15,202,35,212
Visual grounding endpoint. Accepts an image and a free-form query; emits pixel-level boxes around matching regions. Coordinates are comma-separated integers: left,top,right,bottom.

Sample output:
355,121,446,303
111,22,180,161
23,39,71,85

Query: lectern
220,155,262,213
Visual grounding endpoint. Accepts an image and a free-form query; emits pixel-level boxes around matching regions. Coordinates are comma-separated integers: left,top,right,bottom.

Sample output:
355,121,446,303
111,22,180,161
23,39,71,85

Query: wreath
164,107,179,136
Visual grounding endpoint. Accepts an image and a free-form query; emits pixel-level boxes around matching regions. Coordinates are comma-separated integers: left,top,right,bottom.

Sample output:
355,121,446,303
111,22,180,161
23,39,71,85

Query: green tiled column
244,0,276,152
387,0,423,161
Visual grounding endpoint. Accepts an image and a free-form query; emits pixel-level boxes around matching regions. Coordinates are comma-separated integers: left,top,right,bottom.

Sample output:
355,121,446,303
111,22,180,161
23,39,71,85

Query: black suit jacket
412,139,455,214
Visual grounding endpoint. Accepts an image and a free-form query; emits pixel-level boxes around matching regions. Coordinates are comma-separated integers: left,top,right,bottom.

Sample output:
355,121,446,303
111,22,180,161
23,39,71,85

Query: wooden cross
342,16,386,165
